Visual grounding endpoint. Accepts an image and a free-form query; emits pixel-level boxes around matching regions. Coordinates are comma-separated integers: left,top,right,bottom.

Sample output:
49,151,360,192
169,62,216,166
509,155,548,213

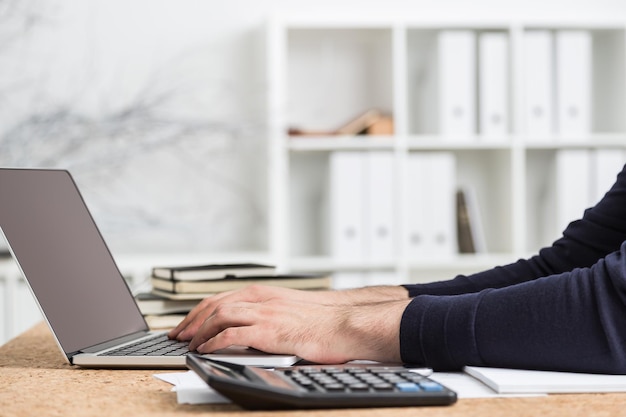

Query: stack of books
135,263,332,329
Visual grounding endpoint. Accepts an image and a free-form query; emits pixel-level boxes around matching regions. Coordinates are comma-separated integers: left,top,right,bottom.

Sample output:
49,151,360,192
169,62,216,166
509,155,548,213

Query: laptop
0,168,298,368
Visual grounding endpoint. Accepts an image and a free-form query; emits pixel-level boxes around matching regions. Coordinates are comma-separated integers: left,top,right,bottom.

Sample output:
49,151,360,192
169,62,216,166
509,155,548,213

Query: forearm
400,242,626,373
328,285,409,305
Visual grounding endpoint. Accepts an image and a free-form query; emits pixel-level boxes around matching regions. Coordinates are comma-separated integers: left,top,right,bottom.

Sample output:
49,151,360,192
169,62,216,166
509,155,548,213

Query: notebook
0,168,298,368
464,366,626,394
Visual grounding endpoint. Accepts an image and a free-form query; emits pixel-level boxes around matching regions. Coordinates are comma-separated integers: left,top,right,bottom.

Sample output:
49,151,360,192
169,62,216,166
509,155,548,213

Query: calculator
186,354,457,410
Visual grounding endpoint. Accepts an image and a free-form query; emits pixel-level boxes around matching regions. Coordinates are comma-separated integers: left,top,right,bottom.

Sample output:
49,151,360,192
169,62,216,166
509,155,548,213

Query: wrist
338,299,410,362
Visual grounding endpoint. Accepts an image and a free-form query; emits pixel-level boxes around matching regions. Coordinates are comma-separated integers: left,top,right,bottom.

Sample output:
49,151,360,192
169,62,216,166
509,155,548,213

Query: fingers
168,291,233,339
188,302,258,351
168,285,298,340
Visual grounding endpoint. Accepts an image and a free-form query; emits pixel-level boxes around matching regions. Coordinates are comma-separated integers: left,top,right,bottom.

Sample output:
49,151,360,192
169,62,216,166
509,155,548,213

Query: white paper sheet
154,371,231,404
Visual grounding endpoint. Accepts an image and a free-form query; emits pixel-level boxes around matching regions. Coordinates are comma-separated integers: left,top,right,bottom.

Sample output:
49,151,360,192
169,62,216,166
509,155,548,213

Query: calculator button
360,375,385,383
347,383,370,391
419,381,444,392
294,376,313,384
371,383,394,391
401,372,425,382
335,374,359,382
379,373,407,383
369,367,403,374
313,376,336,384
322,384,346,391
396,382,422,392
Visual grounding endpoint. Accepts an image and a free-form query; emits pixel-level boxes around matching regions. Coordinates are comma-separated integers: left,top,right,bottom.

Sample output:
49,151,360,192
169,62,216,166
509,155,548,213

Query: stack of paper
154,371,230,404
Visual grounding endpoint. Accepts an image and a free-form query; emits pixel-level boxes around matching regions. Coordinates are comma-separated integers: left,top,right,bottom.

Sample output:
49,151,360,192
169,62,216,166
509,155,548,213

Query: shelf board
287,134,626,152
522,134,626,149
521,21,626,30
287,256,395,272
407,135,514,150
288,136,395,151
405,253,520,270
287,253,519,273
276,15,626,31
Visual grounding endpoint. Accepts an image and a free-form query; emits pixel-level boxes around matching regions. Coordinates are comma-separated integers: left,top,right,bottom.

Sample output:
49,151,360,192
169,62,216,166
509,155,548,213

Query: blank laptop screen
0,169,147,354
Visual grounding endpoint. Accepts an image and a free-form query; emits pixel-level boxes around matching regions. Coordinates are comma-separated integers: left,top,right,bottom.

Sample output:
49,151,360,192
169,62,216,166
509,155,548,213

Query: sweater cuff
399,292,487,370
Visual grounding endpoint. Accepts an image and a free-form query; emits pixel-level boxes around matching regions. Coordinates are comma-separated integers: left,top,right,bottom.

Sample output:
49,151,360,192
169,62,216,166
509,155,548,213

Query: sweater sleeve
399,240,626,373
403,163,626,297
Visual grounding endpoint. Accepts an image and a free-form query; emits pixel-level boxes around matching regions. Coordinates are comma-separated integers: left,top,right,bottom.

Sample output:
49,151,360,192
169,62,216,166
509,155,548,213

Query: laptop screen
0,169,147,355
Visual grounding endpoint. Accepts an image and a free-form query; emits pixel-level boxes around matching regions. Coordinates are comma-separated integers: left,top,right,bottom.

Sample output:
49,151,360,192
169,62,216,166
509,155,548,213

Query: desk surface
1,323,624,417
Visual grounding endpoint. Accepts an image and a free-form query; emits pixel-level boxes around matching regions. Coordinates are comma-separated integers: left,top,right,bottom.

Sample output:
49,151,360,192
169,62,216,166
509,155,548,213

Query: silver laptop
0,168,297,368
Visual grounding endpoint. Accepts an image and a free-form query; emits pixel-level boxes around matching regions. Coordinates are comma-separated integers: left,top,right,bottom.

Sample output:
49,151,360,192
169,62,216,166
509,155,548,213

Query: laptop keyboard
102,334,190,357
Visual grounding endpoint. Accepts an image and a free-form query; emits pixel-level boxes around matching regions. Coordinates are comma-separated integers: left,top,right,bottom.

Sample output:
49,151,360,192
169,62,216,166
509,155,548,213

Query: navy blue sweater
400,163,626,373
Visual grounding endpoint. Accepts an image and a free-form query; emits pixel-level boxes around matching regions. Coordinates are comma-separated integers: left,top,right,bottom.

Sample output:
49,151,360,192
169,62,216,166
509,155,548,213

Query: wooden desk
1,323,624,417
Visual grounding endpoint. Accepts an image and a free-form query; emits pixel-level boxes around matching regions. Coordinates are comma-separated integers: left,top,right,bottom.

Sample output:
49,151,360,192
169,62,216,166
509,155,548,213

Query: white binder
438,31,477,138
555,150,592,236
479,32,509,138
406,152,457,260
365,152,395,264
591,150,625,203
555,30,592,137
406,153,430,260
524,31,554,139
329,151,367,262
424,153,457,258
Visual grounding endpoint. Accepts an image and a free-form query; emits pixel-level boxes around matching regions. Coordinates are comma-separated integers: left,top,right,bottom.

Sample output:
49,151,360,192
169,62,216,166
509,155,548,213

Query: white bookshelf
266,15,626,285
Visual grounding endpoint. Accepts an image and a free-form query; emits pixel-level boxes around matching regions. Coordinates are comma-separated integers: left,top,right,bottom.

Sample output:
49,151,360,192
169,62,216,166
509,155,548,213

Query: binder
424,153,457,258
406,153,429,260
406,152,457,260
438,30,477,137
479,32,509,138
365,152,395,264
456,186,487,254
555,30,592,137
591,150,626,203
329,151,367,262
524,31,554,139
555,150,592,236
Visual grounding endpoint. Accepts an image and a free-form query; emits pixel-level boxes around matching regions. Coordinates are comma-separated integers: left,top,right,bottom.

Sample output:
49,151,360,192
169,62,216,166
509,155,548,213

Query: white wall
0,0,624,255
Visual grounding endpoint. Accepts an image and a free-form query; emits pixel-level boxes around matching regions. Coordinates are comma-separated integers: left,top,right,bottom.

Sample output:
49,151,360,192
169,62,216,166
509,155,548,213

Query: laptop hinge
79,330,151,354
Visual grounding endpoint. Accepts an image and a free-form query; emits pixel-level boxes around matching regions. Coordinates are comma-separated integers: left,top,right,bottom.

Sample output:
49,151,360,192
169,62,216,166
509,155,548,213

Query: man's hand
186,297,411,364
167,284,411,363
169,285,320,341
169,284,409,342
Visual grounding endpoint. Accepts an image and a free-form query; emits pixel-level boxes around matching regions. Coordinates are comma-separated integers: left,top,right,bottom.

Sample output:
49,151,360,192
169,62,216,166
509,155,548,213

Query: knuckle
212,304,230,319
197,297,214,309
219,327,239,345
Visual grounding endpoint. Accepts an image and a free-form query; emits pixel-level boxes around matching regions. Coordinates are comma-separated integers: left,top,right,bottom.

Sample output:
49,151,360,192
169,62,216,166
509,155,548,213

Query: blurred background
1,0,624,255
1,0,625,344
